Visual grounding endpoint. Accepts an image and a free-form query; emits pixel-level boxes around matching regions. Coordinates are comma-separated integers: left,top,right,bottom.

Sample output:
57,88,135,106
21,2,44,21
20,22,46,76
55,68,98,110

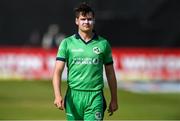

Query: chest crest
93,47,101,54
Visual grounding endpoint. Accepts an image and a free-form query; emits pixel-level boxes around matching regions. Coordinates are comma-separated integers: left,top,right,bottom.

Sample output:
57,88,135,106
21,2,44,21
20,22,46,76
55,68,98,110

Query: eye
80,18,86,21
87,18,93,21
80,18,93,21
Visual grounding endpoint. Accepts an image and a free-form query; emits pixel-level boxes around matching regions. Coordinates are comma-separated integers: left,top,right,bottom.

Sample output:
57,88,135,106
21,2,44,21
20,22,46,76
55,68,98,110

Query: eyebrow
80,18,93,20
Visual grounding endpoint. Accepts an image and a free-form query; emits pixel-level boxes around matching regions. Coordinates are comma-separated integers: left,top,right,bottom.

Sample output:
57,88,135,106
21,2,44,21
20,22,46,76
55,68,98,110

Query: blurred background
0,0,180,120
1,0,180,47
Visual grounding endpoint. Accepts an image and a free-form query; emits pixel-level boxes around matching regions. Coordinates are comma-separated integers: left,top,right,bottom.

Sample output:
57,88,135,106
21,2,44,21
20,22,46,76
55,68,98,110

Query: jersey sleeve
56,39,67,62
103,41,113,65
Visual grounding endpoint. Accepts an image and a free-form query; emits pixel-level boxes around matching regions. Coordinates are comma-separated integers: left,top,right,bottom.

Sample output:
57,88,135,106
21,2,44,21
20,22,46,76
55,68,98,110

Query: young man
52,3,118,120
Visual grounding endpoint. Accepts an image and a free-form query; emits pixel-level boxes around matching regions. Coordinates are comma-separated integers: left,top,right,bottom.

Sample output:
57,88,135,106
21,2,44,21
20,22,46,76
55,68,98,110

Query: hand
54,96,64,110
108,100,118,116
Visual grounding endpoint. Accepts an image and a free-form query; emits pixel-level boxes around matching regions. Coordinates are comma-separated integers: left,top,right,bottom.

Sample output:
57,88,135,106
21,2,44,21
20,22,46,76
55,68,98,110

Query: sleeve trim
104,61,113,65
56,57,66,62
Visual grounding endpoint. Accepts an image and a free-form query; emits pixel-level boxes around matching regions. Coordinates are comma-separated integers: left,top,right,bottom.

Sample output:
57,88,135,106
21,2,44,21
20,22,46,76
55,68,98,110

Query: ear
75,18,78,25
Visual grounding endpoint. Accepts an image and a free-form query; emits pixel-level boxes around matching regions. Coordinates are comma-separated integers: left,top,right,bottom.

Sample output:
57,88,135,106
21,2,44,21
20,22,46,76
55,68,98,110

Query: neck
78,30,94,42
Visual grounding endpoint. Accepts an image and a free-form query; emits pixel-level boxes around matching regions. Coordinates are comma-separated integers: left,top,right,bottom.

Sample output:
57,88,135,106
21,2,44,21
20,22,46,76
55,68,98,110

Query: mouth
83,25,90,29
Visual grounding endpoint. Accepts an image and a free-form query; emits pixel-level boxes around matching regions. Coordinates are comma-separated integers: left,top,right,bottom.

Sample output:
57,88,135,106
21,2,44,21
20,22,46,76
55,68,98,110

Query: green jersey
56,33,113,90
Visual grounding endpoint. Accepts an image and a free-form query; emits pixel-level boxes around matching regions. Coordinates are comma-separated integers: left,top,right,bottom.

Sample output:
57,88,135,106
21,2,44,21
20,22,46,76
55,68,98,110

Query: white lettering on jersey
71,48,84,52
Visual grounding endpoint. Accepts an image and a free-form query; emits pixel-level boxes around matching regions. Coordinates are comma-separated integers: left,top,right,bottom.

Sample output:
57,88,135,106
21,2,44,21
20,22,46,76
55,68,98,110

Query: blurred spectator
28,29,41,47
42,24,66,49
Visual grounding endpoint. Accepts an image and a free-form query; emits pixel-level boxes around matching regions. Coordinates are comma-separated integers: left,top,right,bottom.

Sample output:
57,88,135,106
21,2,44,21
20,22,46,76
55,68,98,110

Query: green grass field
0,80,180,120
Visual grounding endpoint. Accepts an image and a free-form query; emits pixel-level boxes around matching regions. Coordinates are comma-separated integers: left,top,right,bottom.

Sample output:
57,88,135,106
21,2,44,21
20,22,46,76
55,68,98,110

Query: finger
57,102,64,110
54,102,58,108
54,101,57,105
57,104,62,109
109,112,113,116
108,109,113,116
58,106,63,110
112,106,118,112
108,111,113,116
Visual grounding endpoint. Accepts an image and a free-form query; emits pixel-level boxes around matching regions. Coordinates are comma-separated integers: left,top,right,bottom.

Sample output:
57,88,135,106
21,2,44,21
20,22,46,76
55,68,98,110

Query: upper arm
56,39,68,61
103,40,113,65
53,39,67,81
54,60,65,75
105,64,114,74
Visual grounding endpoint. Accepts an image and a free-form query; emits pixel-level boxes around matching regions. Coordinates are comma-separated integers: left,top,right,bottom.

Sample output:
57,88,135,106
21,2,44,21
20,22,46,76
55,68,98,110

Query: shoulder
60,34,76,44
97,35,108,42
97,35,110,45
63,34,75,41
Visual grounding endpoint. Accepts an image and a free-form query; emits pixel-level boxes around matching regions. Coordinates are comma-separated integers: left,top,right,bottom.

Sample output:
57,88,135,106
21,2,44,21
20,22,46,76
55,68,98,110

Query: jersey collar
75,31,98,44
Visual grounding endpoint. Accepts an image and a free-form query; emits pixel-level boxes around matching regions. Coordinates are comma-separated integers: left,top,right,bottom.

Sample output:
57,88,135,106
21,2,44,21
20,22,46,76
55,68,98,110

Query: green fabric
56,34,113,90
65,88,106,121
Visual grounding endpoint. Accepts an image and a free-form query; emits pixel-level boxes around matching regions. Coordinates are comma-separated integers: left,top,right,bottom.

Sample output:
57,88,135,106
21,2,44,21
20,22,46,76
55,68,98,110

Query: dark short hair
74,2,95,18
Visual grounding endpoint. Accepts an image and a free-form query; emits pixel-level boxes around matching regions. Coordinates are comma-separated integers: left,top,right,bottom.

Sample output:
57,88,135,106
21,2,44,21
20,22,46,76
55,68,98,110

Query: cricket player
52,2,118,120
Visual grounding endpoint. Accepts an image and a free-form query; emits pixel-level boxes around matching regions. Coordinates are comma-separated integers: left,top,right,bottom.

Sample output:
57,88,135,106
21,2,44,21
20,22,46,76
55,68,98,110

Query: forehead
77,12,94,18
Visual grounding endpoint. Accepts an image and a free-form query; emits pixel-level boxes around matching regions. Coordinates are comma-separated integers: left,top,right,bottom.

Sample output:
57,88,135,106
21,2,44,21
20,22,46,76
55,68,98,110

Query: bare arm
105,64,118,115
52,60,65,110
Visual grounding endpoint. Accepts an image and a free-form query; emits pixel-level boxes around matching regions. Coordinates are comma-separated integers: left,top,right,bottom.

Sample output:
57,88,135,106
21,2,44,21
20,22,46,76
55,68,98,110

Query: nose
84,19,89,23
